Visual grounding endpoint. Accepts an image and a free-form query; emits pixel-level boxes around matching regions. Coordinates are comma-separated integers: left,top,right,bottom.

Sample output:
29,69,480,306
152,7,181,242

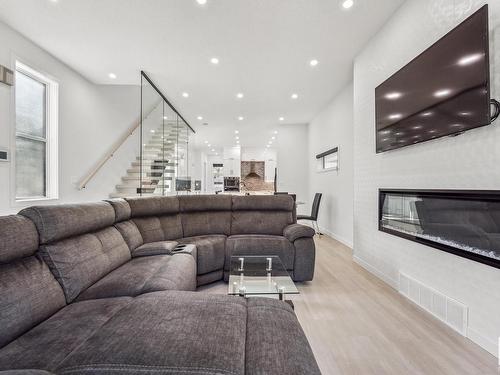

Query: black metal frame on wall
378,189,500,269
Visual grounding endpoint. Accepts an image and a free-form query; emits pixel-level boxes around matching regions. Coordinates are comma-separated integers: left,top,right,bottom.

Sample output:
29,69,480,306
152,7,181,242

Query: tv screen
376,5,490,153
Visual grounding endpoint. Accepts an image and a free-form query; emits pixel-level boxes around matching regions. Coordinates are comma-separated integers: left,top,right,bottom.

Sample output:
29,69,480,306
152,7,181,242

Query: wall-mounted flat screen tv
375,5,490,153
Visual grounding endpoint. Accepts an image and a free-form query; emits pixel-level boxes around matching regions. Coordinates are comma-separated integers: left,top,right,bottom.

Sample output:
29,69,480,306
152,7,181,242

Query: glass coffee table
228,256,299,307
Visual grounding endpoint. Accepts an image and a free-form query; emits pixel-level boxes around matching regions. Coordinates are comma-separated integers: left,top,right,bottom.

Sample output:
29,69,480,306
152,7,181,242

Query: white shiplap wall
353,0,500,357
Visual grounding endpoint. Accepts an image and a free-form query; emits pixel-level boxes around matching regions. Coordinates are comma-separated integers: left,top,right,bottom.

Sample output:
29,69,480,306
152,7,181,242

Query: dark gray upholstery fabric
225,235,295,271
131,241,178,258
114,220,143,251
105,199,131,222
0,370,55,374
292,237,316,281
245,298,321,375
179,235,226,275
182,211,232,237
56,291,248,374
0,256,66,348
40,227,131,303
197,269,224,287
0,215,38,263
283,223,316,242
0,297,131,371
126,196,180,217
133,215,184,242
231,211,294,235
231,195,294,212
76,254,196,301
19,202,116,244
179,194,232,212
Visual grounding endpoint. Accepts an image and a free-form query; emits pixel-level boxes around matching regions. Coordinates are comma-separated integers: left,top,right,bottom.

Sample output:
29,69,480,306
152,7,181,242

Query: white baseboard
318,226,354,249
352,255,399,290
353,255,499,359
467,326,499,358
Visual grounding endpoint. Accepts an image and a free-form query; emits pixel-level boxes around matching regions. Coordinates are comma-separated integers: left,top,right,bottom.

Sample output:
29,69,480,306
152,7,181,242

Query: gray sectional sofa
0,194,319,374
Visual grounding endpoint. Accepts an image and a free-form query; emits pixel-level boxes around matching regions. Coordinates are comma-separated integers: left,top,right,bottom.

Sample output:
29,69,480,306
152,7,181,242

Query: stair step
131,161,177,167
122,176,173,182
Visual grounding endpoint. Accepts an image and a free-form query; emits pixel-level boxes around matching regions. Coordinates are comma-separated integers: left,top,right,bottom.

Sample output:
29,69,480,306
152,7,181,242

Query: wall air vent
399,272,468,336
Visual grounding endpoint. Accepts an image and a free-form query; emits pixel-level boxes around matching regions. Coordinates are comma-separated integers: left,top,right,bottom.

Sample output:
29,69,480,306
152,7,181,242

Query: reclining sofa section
111,194,316,286
0,195,320,374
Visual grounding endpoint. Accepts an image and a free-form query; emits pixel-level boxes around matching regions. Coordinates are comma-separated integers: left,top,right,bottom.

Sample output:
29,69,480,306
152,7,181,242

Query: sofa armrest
283,224,315,242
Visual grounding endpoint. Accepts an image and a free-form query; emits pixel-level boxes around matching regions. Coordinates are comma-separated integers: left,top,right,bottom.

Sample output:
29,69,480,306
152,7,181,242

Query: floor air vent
399,273,468,336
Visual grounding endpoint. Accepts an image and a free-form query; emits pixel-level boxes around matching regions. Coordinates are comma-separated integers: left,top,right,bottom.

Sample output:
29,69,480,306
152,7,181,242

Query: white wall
276,124,309,215
308,84,354,247
353,0,500,357
0,20,139,215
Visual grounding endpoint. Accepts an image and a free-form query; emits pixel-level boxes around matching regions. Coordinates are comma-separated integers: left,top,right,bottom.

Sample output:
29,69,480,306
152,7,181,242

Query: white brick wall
353,0,500,357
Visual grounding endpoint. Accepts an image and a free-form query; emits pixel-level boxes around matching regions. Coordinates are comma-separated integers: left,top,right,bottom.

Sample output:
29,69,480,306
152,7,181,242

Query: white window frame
13,60,59,202
316,147,339,173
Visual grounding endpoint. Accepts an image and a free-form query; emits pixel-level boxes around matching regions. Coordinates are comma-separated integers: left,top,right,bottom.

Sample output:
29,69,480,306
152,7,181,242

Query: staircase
110,124,188,198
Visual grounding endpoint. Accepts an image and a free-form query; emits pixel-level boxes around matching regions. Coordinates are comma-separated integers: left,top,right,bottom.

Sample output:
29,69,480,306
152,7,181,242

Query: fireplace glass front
379,189,500,268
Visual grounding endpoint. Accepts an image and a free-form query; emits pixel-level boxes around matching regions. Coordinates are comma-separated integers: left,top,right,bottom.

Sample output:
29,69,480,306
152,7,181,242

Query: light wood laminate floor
198,235,499,375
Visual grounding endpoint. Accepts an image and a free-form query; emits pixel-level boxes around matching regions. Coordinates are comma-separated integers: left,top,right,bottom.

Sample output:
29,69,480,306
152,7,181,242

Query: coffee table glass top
228,256,299,296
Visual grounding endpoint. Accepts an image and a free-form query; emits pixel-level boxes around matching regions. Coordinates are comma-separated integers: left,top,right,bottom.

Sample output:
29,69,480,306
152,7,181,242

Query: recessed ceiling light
235,136,240,140
196,0,207,4
238,116,244,121
269,141,273,145
204,140,208,144
163,116,168,120
266,145,270,148
291,93,299,100
385,92,402,100
236,141,240,144
216,153,219,155
235,130,239,134
389,113,403,120
210,57,219,65
236,93,244,99
434,89,451,98
207,144,211,147
271,136,275,140
279,117,284,121
108,73,117,79
211,149,215,152
150,130,155,133
274,130,278,134
197,116,203,120
309,59,319,67
182,92,189,98
342,0,354,9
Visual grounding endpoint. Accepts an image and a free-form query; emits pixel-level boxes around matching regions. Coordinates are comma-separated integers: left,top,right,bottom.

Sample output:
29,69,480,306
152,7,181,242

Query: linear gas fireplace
379,189,500,269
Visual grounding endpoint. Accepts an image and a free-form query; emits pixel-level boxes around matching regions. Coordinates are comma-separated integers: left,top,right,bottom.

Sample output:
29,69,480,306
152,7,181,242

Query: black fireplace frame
379,189,500,269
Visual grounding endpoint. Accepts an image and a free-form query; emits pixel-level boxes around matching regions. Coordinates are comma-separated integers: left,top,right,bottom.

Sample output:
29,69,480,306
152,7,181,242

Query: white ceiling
0,0,403,150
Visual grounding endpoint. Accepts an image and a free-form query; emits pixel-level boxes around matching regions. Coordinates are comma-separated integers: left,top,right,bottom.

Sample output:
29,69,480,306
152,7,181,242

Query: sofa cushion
0,215,66,349
133,215,184,242
19,202,115,244
179,195,232,237
55,291,248,374
105,198,131,222
225,235,295,271
39,227,131,303
245,298,321,375
231,211,294,236
76,254,196,301
231,195,294,212
179,235,226,275
0,215,39,263
283,224,316,242
126,196,180,217
0,297,132,371
0,257,66,349
114,220,143,251
131,240,178,258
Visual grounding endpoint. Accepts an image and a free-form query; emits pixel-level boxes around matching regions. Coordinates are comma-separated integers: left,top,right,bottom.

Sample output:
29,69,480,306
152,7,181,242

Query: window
15,61,58,201
316,147,339,172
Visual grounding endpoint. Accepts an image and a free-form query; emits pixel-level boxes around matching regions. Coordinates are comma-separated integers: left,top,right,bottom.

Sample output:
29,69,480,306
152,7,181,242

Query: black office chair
297,193,323,235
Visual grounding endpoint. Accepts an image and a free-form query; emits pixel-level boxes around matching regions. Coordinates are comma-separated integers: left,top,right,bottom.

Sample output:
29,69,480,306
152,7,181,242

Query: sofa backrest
126,196,183,242
19,202,131,303
179,195,232,237
231,195,295,235
0,215,66,348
